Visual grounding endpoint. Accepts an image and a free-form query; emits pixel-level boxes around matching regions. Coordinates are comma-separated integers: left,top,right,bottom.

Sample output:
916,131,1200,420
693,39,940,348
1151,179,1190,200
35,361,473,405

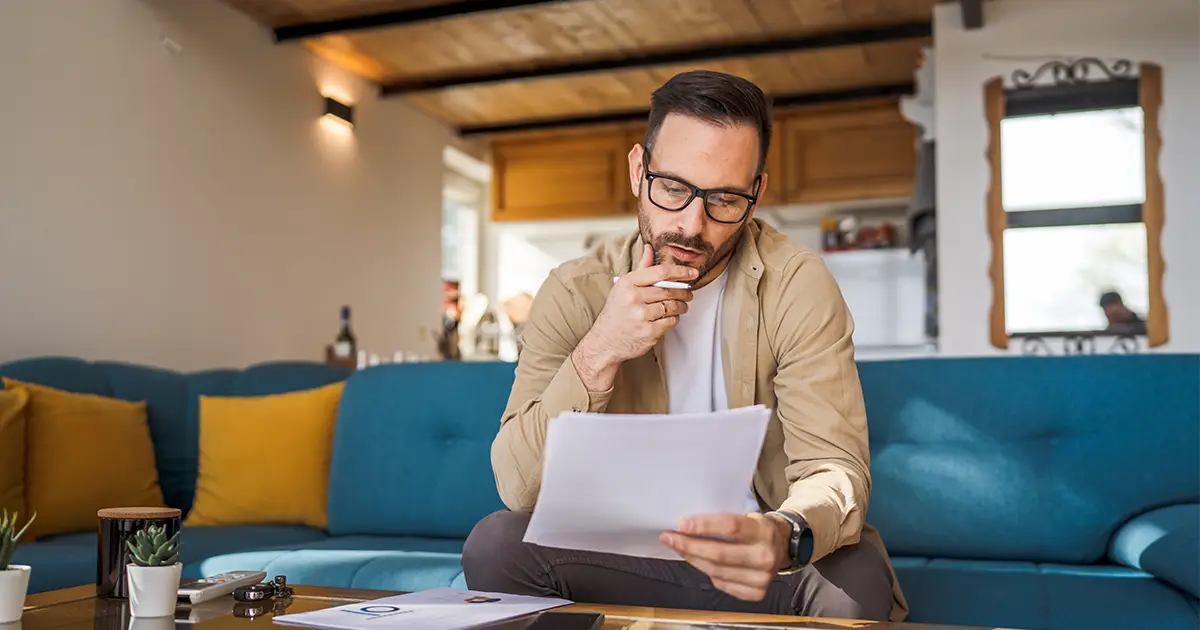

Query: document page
523,405,771,560
271,588,571,630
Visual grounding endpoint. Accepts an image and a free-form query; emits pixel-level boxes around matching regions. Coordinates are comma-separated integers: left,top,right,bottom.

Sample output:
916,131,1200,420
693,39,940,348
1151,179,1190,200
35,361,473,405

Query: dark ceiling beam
960,0,984,29
455,82,914,137
381,21,933,96
273,0,577,42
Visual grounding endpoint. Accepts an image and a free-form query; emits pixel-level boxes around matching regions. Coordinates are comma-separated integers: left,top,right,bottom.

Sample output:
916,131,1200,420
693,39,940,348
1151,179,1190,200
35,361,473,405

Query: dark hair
1099,291,1124,307
643,70,773,181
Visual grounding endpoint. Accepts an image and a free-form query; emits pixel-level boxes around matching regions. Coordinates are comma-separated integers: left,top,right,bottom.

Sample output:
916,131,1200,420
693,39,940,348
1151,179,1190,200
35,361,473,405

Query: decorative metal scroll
1011,57,1134,89
1019,334,1142,356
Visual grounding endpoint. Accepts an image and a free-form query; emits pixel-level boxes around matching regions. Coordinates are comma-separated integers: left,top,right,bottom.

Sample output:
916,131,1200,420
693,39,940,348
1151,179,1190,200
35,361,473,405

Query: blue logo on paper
342,605,411,619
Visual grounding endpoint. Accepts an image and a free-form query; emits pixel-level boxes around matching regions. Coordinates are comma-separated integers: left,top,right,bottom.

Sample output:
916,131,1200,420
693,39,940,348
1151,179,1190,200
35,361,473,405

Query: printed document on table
271,588,571,630
523,405,771,560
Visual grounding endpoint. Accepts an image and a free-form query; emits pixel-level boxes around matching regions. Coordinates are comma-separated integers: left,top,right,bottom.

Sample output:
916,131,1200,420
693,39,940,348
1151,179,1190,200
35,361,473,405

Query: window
984,59,1167,351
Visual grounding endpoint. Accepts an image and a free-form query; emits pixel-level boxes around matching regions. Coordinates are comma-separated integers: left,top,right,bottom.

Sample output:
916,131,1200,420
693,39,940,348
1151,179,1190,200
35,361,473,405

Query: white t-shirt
662,270,760,514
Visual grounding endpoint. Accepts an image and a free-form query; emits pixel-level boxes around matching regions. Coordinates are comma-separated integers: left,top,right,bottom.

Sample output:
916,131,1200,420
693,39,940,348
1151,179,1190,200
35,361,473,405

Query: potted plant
125,524,181,618
0,510,36,624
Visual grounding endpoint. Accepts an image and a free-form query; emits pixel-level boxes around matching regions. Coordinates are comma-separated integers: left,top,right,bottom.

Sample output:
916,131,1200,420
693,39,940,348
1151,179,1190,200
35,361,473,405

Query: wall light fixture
323,96,354,128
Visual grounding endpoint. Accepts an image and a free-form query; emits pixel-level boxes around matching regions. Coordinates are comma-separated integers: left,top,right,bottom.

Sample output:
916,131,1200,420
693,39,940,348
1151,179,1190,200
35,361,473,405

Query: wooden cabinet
487,100,917,221
490,131,634,222
778,102,917,204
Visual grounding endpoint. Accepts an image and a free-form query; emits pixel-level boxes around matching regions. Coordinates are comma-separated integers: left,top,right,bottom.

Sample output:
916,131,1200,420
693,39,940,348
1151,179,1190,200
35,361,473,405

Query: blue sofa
4,354,1197,630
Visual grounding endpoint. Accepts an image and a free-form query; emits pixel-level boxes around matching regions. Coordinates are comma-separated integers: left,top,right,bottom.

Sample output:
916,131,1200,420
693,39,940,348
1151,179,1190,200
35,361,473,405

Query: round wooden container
96,507,182,599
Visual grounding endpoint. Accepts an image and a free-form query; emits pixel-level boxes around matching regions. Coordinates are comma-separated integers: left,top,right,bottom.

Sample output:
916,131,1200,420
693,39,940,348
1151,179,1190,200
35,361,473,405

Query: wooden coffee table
19,584,1000,630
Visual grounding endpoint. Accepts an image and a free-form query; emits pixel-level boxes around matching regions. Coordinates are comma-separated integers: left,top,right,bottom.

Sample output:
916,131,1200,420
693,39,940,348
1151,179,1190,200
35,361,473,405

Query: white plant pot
0,565,31,624
126,563,182,618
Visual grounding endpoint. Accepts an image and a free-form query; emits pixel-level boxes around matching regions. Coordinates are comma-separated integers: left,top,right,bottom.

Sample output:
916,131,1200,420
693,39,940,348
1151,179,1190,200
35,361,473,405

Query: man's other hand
572,244,696,391
660,513,791,601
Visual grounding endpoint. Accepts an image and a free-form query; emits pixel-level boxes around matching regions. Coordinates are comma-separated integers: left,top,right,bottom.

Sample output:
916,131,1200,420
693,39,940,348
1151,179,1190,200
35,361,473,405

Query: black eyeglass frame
641,152,762,225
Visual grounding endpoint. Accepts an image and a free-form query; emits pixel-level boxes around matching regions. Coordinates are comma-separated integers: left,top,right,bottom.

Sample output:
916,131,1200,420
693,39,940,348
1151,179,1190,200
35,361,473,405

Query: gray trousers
461,510,895,620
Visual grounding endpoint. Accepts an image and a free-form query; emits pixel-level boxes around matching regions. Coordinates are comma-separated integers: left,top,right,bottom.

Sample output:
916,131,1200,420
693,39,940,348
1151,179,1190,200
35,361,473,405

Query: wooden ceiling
221,0,940,136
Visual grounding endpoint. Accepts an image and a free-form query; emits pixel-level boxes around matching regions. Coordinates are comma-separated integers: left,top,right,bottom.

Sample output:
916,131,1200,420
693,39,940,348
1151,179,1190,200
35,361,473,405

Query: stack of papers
523,405,771,560
272,588,571,630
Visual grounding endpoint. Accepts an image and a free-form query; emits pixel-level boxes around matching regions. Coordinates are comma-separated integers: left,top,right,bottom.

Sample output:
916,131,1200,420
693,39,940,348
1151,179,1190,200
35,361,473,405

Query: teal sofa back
325,362,513,538
0,356,351,515
858,354,1200,564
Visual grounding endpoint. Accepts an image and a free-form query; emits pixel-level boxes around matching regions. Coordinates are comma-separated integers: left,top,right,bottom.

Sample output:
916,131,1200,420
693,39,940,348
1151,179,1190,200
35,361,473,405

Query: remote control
177,571,267,604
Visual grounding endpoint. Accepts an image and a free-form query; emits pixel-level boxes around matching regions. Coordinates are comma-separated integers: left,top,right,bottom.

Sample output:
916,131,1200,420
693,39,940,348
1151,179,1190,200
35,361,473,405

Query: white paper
523,405,771,560
271,588,570,630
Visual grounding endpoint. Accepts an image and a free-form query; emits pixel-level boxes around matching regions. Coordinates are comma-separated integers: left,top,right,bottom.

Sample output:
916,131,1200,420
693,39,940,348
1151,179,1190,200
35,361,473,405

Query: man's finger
710,578,768,603
651,316,681,335
627,264,697,286
655,300,687,319
680,514,754,541
662,532,755,568
681,555,772,592
638,287,693,303
640,243,654,269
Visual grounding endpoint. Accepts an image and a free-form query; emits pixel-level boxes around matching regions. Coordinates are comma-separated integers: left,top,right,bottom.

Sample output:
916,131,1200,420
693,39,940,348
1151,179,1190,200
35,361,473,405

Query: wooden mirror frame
985,61,1167,349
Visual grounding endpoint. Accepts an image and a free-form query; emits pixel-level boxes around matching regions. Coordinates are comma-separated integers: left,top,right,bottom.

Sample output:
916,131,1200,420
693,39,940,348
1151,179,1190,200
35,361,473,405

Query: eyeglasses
642,152,760,224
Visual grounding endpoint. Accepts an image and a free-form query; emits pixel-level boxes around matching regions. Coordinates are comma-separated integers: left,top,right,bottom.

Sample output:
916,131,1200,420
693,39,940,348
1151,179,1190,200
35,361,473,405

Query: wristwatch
766,510,814,574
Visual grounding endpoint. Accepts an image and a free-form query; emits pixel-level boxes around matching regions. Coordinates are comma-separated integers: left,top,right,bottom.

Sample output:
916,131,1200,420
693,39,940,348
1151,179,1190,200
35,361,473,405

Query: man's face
627,113,766,286
1104,303,1131,323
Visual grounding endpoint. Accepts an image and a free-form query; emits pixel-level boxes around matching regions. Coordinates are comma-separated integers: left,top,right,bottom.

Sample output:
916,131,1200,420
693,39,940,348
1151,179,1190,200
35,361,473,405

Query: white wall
0,0,453,370
934,0,1200,355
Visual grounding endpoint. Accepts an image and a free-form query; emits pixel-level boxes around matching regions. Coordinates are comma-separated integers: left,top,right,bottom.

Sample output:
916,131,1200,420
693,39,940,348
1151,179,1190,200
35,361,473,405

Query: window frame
984,60,1167,349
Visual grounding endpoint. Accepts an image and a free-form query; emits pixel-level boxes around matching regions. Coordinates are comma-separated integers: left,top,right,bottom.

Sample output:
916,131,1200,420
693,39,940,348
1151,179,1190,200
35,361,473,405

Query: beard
637,195,745,284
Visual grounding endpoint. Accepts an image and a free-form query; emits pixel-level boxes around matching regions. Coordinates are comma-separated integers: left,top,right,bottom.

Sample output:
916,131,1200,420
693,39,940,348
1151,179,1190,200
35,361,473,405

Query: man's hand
572,244,697,391
660,513,792,601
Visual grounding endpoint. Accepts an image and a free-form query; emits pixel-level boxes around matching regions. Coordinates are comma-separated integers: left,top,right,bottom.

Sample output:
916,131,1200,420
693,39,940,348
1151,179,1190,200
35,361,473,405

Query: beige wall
0,0,453,371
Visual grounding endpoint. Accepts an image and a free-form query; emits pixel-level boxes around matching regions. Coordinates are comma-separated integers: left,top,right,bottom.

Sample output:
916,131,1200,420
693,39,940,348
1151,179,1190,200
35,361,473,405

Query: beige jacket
491,218,907,621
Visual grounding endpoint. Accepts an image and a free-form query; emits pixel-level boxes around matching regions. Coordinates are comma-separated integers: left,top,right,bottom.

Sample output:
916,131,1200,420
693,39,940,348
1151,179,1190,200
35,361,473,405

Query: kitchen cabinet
779,102,918,204
490,131,633,222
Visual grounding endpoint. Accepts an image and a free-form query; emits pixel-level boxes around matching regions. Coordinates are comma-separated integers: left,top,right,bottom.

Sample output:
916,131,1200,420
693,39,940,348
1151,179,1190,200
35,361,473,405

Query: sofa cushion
189,535,467,593
206,550,466,592
327,362,511,538
893,557,1200,630
5,378,166,540
860,355,1200,564
1109,503,1199,597
186,382,345,530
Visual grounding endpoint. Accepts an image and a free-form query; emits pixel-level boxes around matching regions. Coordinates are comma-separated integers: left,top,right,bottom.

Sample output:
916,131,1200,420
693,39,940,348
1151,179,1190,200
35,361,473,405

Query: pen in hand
612,276,691,290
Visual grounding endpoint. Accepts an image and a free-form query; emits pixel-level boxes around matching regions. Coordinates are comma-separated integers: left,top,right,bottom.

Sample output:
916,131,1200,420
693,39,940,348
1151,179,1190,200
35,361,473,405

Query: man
1099,291,1147,335
462,70,906,622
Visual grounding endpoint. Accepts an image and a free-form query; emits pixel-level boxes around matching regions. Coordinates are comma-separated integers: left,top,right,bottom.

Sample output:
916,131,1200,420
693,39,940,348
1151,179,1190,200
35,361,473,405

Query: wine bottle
333,305,356,359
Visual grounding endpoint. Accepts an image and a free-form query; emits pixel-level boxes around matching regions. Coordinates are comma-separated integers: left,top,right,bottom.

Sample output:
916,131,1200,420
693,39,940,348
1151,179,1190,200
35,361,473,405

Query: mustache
656,232,713,256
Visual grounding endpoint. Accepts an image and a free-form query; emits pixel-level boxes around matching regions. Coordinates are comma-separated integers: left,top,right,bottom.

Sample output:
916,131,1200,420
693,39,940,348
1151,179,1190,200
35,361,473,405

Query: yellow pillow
2,378,165,540
0,386,29,530
185,381,344,529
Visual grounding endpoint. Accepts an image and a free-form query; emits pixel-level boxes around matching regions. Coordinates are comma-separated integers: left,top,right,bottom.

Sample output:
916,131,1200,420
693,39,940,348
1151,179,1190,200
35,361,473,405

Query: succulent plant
125,524,180,567
1,510,35,570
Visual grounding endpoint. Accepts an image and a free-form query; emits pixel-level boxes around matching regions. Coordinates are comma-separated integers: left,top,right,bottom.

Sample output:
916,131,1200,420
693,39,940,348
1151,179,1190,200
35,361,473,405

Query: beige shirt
490,218,907,621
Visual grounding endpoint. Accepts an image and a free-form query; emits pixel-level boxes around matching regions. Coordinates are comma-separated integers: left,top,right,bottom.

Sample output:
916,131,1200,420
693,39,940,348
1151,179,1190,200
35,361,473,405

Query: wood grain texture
1140,62,1168,348
403,38,927,126
984,76,1007,350
491,130,634,221
780,99,917,203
